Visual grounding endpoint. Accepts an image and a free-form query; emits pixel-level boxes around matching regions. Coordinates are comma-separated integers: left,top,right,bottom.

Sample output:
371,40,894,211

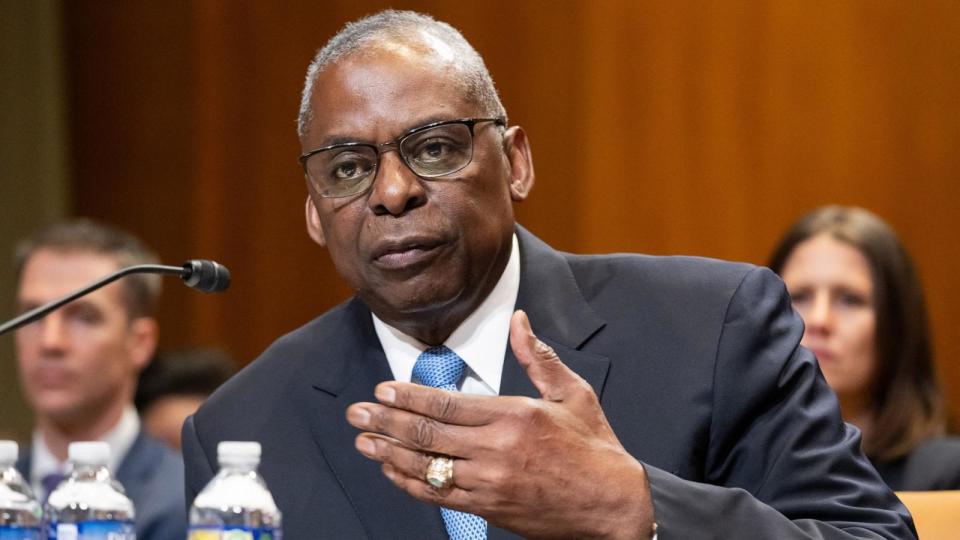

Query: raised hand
345,310,656,539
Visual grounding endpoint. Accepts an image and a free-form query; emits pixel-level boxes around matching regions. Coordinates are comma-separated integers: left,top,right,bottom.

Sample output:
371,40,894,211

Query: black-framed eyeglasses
299,117,505,198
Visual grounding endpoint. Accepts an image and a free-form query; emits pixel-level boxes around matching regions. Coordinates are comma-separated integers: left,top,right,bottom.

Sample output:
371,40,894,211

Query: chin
35,392,91,419
40,405,84,425
369,272,463,305
389,293,459,317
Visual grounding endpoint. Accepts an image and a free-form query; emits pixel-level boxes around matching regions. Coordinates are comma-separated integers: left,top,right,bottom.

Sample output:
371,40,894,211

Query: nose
37,313,70,354
801,292,832,336
367,150,427,216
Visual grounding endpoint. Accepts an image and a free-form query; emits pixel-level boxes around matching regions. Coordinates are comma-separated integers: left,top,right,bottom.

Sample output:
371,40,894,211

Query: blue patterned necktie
412,346,488,540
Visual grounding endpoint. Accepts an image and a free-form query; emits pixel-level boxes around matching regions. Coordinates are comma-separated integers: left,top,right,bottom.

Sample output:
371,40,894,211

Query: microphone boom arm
0,261,228,337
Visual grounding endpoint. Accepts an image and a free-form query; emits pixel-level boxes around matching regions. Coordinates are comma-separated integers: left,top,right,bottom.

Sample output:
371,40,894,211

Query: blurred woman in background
769,205,960,490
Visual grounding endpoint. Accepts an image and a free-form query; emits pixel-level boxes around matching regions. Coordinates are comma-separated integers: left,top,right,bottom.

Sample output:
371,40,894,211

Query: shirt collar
31,405,141,490
373,233,520,394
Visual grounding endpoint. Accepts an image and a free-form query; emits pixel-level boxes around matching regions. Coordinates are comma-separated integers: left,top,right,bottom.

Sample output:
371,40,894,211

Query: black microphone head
182,260,231,293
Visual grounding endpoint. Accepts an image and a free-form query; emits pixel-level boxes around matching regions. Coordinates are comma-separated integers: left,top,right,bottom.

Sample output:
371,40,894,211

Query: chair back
896,490,960,539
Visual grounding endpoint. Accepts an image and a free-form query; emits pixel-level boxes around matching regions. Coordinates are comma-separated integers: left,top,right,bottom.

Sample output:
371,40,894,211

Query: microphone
181,259,231,293
0,259,231,337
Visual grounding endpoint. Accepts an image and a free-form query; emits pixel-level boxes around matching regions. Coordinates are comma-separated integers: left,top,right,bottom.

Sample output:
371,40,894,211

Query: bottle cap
217,441,261,467
0,440,17,463
68,441,111,466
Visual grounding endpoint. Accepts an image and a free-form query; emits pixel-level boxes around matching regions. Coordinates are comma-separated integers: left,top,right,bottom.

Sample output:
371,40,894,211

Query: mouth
371,235,448,270
32,366,71,388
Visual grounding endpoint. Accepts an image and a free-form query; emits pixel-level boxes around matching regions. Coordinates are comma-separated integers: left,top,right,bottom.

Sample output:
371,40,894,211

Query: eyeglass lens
305,122,475,198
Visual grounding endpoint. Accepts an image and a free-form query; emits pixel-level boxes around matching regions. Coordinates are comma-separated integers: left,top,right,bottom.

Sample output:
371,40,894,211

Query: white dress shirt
373,233,520,396
30,405,140,497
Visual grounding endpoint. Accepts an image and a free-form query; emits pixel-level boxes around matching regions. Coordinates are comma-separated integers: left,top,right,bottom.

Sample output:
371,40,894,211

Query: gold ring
425,456,454,489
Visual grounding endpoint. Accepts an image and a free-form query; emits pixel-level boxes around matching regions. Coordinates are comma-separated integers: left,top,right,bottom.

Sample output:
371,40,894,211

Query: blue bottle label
0,525,42,540
188,526,280,540
46,521,135,540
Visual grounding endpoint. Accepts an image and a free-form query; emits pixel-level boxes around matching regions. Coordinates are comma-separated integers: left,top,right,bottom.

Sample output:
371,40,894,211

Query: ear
127,317,159,373
502,126,535,202
305,196,327,247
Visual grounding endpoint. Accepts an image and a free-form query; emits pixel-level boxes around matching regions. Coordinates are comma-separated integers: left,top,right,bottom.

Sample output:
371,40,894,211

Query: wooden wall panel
0,0,69,440
63,1,960,423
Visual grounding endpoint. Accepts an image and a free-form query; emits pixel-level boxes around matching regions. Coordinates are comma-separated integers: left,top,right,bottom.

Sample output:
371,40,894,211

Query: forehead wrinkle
336,38,471,98
306,53,474,148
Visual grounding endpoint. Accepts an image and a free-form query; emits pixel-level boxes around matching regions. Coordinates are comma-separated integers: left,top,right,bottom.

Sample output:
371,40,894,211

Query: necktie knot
413,345,466,390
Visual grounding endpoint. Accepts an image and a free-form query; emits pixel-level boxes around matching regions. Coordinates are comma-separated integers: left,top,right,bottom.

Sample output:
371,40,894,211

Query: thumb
509,309,578,402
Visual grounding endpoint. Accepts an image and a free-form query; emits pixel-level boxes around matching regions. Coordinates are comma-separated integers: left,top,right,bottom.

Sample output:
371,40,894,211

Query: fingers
356,434,491,515
355,433,483,492
509,309,580,402
347,400,482,456
349,384,539,457
380,461,485,515
347,401,452,453
373,381,500,426
356,434,434,482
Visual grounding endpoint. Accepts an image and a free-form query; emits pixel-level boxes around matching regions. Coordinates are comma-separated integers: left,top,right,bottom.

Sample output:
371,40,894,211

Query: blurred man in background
13,218,186,540
136,347,235,450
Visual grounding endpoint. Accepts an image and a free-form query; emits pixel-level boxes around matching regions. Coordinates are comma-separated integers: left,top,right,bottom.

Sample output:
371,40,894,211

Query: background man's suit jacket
17,430,187,540
183,226,914,539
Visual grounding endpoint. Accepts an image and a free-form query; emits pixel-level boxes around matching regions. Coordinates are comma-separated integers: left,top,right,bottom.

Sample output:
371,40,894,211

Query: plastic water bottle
189,441,282,540
0,441,43,540
44,442,135,539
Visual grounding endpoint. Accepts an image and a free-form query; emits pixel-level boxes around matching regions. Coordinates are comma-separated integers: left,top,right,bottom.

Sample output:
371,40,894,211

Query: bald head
297,10,506,138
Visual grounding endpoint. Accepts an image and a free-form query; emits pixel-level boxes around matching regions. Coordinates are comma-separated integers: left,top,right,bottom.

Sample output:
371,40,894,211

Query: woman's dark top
874,436,960,491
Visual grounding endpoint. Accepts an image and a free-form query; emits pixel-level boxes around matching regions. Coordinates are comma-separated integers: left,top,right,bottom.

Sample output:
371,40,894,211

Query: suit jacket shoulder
117,431,187,540
565,250,757,336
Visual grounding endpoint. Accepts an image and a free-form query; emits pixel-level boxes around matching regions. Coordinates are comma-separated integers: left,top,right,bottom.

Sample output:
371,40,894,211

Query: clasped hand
346,310,655,539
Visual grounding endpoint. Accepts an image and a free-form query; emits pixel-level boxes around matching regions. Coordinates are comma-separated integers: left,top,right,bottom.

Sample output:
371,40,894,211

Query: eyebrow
16,297,102,316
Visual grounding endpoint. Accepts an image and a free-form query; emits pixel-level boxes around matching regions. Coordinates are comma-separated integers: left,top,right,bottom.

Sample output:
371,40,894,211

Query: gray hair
297,10,506,138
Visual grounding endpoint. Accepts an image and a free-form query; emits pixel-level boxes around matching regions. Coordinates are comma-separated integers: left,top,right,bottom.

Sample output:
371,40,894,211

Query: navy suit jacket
17,430,187,540
183,227,914,539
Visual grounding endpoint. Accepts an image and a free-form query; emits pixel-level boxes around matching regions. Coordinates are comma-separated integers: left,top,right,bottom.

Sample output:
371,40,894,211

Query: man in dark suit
182,10,915,539
13,219,186,540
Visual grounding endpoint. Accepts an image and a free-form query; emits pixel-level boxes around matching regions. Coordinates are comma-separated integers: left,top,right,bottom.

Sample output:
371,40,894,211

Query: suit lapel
115,431,152,502
304,299,446,539
499,336,611,400
507,227,611,399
